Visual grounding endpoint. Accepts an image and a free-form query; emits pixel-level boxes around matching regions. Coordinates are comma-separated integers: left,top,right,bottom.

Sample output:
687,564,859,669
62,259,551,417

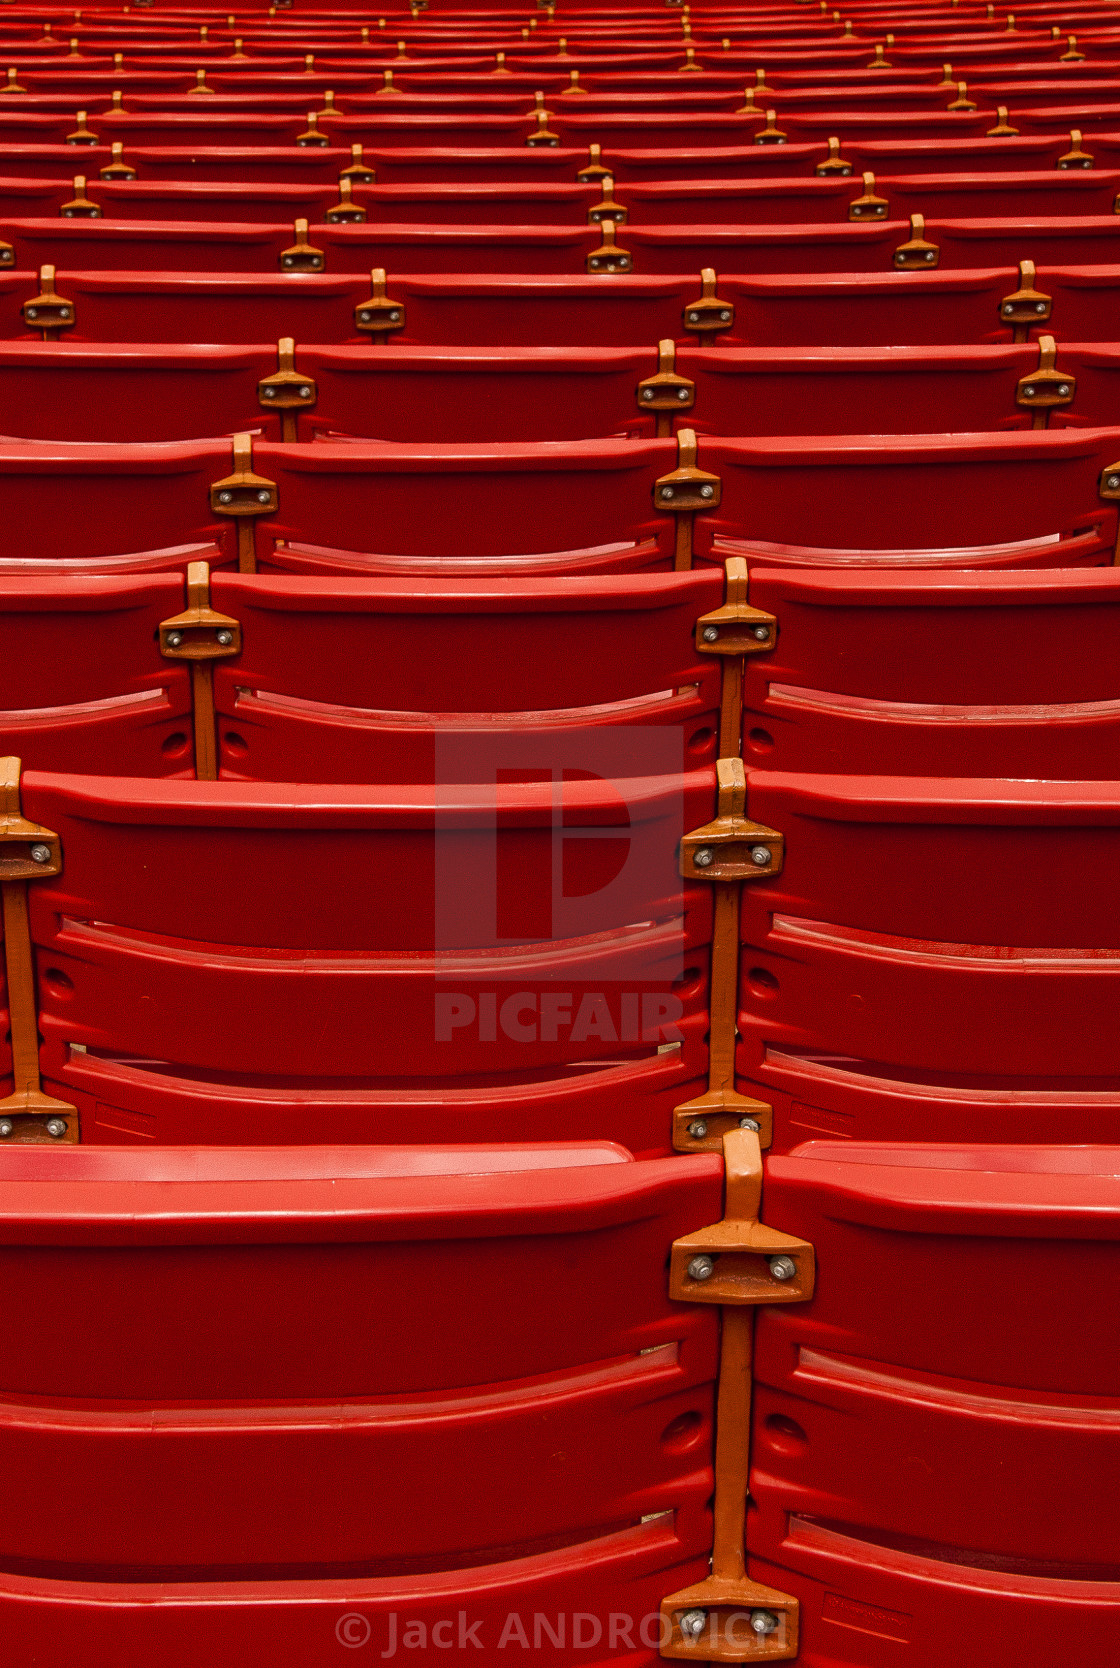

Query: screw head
924,250,936,261
769,1255,797,1282
58,308,70,319
687,1255,715,1283
679,1609,707,1639
282,256,293,267
642,387,654,400
740,1116,760,1131
218,490,233,505
699,483,714,499
702,625,719,642
1036,302,1046,313
660,485,675,500
388,310,401,321
687,1119,708,1138
719,309,731,321
852,204,862,215
359,310,372,322
693,846,714,867
1022,385,1036,397
45,1118,68,1138
1058,383,1071,396
750,1610,780,1636
262,386,277,399
677,386,689,400
257,490,271,504
589,258,601,269
687,311,700,324
0,1119,12,1138
1003,303,1014,315
1109,475,1120,490
166,631,183,647
25,307,37,318
749,845,771,867
299,385,312,398
216,629,233,646
29,843,51,863
752,625,770,641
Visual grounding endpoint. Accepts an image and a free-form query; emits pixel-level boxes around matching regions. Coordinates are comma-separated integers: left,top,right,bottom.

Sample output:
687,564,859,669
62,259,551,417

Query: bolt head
924,250,936,261
45,1118,68,1139
1058,383,1070,396
1036,302,1046,313
852,204,862,215
750,1610,780,1636
0,1119,12,1138
282,256,293,267
702,625,719,642
1022,385,1036,397
660,485,675,500
166,631,183,647
687,311,700,324
752,625,770,641
749,845,771,866
58,308,70,319
29,843,51,863
677,386,689,400
719,309,731,321
216,629,233,646
699,483,714,499
388,310,401,322
25,307,37,318
298,385,312,398
769,1255,797,1282
679,1609,708,1638
693,846,714,867
687,1119,708,1138
1109,475,1120,490
740,1116,760,1131
256,490,271,504
218,490,233,505
642,387,654,400
1003,303,1014,315
589,258,601,269
262,386,277,399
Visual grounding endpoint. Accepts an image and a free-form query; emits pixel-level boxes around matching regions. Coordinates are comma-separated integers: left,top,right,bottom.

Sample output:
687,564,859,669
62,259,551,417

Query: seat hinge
562,69,588,96
637,338,695,436
99,140,135,180
659,1127,813,1659
526,110,561,147
0,757,77,1145
258,337,317,440
894,212,940,268
159,561,241,780
848,170,888,219
577,142,612,183
684,268,734,338
588,174,627,224
340,142,375,185
296,111,330,146
587,217,631,272
987,105,1019,137
22,264,74,337
696,554,777,748
815,136,851,176
279,217,324,272
673,757,781,1153
376,70,401,96
1000,258,1052,341
356,266,405,338
655,428,720,569
1016,334,1075,426
66,109,99,145
947,79,976,111
325,174,365,223
210,433,277,572
61,173,101,217
754,109,787,145
1059,128,1094,169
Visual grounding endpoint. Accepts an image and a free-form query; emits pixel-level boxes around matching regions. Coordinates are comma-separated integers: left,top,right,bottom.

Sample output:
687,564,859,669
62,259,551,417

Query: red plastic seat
0,1141,719,1660
751,1140,1120,1663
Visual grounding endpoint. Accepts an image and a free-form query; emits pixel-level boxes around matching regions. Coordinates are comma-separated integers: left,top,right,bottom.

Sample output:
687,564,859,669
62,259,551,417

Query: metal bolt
679,1610,707,1639
924,250,936,261
29,843,51,863
257,490,271,504
25,307,37,318
298,385,312,397
218,490,233,505
1003,303,1014,315
166,631,183,647
687,1119,708,1138
749,845,771,866
750,1611,780,1636
687,1255,714,1282
58,308,70,319
693,846,714,867
589,258,601,269
719,309,731,321
282,256,293,267
642,387,654,400
1109,475,1120,490
1023,385,1036,397
359,310,372,322
740,1116,760,1131
0,1119,11,1138
1035,302,1046,313
388,310,401,321
702,625,719,642
216,629,233,646
687,310,700,323
700,484,714,499
45,1118,68,1138
852,204,862,215
752,625,770,641
1058,383,1070,396
769,1255,797,1282
660,485,675,500
262,386,277,399
677,386,689,400
618,259,630,268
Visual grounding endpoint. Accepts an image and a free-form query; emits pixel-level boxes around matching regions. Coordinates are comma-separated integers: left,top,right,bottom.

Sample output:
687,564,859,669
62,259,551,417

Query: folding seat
771,108,993,144
0,1140,723,1662
928,213,1120,269
0,143,357,184
615,219,910,276
552,110,770,149
72,177,343,224
737,563,1120,780
0,216,297,274
19,267,370,346
1035,263,1120,338
364,143,586,183
882,167,1120,220
341,180,603,225
749,1139,1120,1662
0,110,303,146
618,176,870,226
848,133,1065,177
326,112,538,148
0,340,279,441
9,761,715,1142
695,426,1120,569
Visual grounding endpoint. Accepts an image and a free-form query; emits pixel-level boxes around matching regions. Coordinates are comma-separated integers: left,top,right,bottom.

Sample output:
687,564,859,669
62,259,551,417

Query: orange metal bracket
280,217,324,271
655,428,721,569
1016,334,1075,427
848,170,888,219
210,433,278,573
659,1127,813,1660
355,267,405,339
1000,258,1052,341
0,758,77,1144
684,268,735,339
258,337,318,440
21,265,74,337
159,561,241,779
637,338,695,437
894,212,940,268
587,218,632,272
